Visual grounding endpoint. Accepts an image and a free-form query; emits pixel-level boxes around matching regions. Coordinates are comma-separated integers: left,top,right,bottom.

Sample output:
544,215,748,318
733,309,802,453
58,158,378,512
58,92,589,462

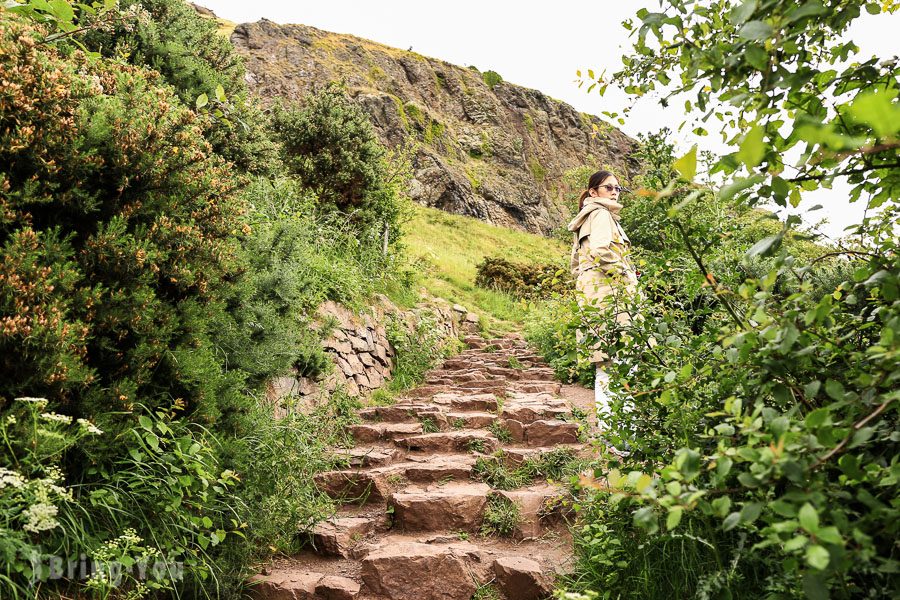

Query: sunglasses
597,184,626,193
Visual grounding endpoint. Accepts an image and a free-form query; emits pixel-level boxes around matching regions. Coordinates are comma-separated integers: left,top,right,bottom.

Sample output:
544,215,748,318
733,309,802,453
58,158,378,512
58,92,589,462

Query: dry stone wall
265,294,479,414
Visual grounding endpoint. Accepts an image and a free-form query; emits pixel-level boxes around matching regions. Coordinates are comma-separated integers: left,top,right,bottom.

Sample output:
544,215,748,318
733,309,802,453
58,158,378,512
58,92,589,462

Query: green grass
402,205,567,332
480,494,520,537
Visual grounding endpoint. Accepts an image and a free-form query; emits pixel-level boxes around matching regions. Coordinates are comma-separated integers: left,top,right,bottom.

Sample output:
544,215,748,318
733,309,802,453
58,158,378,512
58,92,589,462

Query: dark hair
578,170,615,211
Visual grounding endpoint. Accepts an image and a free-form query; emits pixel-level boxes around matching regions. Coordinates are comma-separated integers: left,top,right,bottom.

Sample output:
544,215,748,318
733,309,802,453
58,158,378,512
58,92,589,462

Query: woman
567,170,638,422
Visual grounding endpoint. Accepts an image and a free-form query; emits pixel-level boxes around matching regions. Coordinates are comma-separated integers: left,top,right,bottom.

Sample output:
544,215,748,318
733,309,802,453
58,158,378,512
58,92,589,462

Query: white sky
200,1,898,240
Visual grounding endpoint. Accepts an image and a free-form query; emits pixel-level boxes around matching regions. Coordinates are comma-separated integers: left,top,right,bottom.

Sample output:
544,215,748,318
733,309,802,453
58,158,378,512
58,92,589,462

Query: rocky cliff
229,19,640,235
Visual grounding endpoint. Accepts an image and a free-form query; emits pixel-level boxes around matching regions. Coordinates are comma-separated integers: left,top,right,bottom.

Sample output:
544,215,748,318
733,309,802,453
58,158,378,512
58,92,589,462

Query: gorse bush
270,85,411,245
475,256,570,299
0,3,415,597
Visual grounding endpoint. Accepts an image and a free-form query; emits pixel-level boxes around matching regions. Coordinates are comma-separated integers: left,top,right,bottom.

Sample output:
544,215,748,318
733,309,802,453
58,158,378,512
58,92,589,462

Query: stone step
394,430,499,454
500,444,587,466
389,482,492,532
350,422,423,443
356,534,563,600
309,515,382,558
509,380,562,395
357,404,446,426
430,392,499,412
500,402,570,424
360,538,486,600
445,411,496,429
494,484,569,540
331,446,405,468
315,468,398,504
502,418,581,446
248,571,362,600
315,454,478,504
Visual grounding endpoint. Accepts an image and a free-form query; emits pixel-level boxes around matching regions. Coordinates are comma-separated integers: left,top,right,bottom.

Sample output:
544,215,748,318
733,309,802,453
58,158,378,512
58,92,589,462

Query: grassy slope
401,204,568,333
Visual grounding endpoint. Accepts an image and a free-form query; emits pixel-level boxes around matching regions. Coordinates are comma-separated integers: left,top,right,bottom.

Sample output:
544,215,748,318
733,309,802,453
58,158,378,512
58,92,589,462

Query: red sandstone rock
493,556,553,600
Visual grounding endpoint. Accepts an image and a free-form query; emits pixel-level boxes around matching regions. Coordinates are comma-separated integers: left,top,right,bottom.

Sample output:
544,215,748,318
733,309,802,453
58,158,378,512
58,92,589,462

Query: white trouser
594,365,612,430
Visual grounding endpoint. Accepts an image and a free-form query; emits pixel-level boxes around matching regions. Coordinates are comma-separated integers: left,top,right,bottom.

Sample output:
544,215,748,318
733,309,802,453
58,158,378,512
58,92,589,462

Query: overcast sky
200,1,898,239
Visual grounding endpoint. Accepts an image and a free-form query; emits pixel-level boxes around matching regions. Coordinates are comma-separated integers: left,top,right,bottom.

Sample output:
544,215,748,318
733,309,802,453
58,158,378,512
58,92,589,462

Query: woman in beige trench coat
567,170,637,425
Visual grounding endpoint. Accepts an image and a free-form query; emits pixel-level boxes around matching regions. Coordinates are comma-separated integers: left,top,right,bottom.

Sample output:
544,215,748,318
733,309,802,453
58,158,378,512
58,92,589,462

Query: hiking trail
251,333,596,600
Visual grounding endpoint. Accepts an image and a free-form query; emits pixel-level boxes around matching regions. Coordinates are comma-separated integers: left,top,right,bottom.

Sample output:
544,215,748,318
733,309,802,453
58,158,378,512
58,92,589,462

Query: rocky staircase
250,334,594,600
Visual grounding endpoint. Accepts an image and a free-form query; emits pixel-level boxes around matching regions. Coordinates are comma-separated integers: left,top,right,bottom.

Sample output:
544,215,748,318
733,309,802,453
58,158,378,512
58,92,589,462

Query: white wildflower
77,418,104,435
40,412,73,425
15,397,49,409
5,414,16,425
0,468,26,490
21,502,60,533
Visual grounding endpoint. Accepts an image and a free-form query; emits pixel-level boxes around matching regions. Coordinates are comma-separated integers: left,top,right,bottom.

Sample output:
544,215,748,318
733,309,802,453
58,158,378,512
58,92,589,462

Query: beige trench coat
568,198,638,363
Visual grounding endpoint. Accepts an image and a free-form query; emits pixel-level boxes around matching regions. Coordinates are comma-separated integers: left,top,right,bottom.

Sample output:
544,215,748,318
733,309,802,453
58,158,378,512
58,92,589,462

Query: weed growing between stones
474,449,583,490
367,388,396,406
452,417,467,429
480,495,520,537
507,355,525,370
420,416,440,434
467,438,488,454
472,582,503,600
488,421,513,443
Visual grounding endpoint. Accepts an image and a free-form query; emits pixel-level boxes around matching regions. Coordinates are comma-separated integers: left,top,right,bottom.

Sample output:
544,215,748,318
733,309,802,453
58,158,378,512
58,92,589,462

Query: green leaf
712,496,732,517
138,415,153,430
737,125,766,168
195,93,209,109
738,20,774,41
824,379,844,400
805,544,830,570
847,89,900,137
789,187,802,208
674,145,698,181
723,511,741,531
636,473,653,492
799,503,819,533
746,234,782,258
731,0,758,25
215,84,226,103
741,502,763,524
805,407,830,429
49,0,75,23
667,506,683,530
849,426,875,448
784,535,808,551
816,526,843,545
718,174,763,200
717,457,733,478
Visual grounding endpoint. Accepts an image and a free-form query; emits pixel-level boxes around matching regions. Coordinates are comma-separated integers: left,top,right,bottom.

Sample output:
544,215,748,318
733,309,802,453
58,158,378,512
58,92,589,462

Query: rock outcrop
228,19,641,235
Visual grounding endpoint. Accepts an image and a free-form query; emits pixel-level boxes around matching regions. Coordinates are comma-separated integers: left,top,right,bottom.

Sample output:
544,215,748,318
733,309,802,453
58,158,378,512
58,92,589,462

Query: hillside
403,204,568,331
227,18,640,235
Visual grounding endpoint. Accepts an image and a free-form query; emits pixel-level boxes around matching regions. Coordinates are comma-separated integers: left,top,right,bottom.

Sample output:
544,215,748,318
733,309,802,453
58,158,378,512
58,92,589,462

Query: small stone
315,575,361,600
493,556,553,600
247,571,321,599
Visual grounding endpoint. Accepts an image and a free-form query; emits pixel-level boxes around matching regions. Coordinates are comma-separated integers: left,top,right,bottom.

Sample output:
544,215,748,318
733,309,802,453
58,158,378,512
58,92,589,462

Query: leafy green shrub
0,15,246,429
386,310,461,392
82,0,281,175
482,70,503,89
475,257,570,299
269,85,409,245
560,0,900,587
525,297,594,386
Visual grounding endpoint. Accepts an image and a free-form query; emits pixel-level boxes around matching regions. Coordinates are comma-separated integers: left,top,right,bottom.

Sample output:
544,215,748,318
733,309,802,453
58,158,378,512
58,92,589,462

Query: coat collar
567,197,623,232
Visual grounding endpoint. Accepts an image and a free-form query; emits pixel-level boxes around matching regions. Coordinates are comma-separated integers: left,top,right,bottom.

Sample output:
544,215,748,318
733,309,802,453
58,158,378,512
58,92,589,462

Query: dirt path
250,334,595,600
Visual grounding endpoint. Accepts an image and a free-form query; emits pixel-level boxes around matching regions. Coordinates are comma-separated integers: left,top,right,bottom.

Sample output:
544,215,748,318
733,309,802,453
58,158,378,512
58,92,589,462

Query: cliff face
231,19,640,235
